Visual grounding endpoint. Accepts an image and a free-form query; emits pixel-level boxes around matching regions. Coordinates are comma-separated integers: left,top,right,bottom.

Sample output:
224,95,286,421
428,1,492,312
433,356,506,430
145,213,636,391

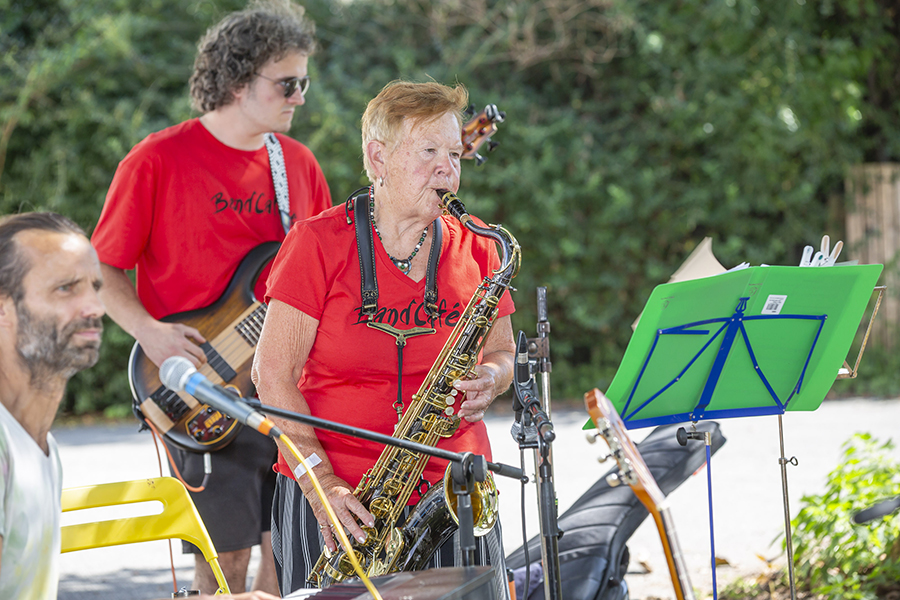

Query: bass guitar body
129,242,280,453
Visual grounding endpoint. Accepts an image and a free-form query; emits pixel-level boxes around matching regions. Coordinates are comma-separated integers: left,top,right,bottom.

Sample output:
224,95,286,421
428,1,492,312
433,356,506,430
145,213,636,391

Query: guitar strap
263,133,292,235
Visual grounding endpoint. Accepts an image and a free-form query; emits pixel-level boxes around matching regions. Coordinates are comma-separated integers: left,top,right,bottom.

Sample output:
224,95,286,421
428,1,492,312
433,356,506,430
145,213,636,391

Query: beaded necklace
369,194,428,275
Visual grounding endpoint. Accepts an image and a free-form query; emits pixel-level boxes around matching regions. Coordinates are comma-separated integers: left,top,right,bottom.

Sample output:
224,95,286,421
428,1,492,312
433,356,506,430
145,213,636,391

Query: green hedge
2,0,899,416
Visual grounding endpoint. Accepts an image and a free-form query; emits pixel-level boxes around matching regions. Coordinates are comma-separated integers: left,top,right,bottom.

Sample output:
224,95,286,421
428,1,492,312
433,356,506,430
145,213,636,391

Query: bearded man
0,212,104,600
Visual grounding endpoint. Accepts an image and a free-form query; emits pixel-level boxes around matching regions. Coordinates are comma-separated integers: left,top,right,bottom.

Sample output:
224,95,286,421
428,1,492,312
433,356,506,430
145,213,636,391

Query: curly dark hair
189,0,316,113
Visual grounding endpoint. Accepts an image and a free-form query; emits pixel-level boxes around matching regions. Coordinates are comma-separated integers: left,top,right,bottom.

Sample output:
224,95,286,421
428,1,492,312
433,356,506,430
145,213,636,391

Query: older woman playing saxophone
253,80,515,598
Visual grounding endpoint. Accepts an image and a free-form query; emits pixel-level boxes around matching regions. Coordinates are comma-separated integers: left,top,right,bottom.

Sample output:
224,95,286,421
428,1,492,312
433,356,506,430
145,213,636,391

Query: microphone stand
512,287,561,600
511,398,561,600
244,398,527,567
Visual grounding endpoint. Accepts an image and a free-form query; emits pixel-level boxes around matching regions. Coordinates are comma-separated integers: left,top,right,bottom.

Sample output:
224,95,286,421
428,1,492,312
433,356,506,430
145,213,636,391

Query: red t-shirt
92,118,332,317
265,205,516,492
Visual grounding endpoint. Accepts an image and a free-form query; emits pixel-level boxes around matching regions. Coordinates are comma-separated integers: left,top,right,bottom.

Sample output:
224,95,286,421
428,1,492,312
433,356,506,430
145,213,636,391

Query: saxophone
307,190,521,587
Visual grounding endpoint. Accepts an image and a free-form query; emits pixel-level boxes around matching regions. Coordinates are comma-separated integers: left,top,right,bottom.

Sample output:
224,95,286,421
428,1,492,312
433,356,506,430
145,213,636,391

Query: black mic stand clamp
451,452,489,567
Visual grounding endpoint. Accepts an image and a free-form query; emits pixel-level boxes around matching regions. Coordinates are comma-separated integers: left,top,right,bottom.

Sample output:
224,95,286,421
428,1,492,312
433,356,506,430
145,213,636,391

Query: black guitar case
505,421,726,600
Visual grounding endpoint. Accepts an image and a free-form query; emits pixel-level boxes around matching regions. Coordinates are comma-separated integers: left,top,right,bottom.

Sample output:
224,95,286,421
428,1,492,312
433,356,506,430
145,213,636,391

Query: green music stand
585,263,883,600
608,264,882,427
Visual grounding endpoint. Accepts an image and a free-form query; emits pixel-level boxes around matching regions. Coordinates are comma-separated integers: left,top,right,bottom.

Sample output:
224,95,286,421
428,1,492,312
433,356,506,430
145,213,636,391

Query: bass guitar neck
129,242,280,452
584,388,695,600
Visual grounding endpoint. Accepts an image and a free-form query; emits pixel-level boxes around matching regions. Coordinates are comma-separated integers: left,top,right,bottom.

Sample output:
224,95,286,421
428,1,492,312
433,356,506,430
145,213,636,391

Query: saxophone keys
383,477,404,496
337,550,365,578
360,525,378,546
370,560,389,577
370,497,394,520
444,406,455,416
377,527,405,575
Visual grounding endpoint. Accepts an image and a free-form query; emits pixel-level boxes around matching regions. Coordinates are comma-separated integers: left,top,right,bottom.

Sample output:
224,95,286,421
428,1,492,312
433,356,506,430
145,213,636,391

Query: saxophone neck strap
353,190,378,316
367,322,437,423
351,187,442,320
424,220,442,316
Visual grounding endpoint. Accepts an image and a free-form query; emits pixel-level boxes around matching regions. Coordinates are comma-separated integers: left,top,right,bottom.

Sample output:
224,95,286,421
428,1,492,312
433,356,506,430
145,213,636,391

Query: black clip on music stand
244,398,527,569
593,263,883,600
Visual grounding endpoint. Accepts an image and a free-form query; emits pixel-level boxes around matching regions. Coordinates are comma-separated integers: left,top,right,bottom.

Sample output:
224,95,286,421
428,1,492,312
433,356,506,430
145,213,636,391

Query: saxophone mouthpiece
436,189,472,225
436,188,455,206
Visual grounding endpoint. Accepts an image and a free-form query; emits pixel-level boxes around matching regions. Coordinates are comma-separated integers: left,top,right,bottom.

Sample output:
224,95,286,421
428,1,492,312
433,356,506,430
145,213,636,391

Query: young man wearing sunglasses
91,0,331,595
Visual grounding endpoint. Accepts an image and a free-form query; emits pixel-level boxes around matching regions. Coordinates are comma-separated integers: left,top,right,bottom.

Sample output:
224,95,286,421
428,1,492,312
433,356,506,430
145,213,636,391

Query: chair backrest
60,476,230,594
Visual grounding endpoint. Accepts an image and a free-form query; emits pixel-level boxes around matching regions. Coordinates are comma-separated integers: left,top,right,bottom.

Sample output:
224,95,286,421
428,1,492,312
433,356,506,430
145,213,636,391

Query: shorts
167,425,278,554
270,473,509,599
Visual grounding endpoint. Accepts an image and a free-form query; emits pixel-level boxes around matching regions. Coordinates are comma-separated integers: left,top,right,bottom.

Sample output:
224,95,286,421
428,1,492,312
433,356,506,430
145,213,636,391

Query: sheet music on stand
632,237,739,331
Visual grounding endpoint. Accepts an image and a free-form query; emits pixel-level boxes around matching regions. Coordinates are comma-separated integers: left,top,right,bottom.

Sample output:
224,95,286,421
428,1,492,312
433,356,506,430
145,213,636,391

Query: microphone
512,331,555,443
160,356,283,440
515,331,531,387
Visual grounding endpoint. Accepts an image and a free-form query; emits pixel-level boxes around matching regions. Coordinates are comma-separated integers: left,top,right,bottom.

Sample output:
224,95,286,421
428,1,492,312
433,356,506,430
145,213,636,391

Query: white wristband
293,453,322,479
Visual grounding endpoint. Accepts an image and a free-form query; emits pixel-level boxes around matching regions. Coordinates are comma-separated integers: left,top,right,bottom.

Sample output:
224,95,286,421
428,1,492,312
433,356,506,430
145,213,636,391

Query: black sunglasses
255,73,311,98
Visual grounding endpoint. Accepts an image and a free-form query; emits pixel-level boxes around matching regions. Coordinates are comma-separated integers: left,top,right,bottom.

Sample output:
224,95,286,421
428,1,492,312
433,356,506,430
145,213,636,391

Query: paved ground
55,397,900,599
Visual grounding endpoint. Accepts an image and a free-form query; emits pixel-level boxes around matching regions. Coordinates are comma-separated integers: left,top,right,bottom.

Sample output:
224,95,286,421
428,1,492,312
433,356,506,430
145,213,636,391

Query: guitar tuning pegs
484,104,506,123
585,432,599,444
488,140,499,152
596,453,611,464
465,103,476,118
606,472,621,487
475,154,487,166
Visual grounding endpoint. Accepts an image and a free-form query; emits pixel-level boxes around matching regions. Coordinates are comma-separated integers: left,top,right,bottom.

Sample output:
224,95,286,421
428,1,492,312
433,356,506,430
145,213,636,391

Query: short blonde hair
361,81,469,183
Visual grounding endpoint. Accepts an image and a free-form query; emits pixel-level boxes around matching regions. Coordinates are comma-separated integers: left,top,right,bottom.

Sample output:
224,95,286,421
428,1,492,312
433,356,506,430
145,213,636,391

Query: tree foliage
1,0,898,415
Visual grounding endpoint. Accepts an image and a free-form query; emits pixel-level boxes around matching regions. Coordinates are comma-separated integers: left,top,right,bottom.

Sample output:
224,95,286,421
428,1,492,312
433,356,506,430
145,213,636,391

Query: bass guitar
129,242,280,452
584,388,696,600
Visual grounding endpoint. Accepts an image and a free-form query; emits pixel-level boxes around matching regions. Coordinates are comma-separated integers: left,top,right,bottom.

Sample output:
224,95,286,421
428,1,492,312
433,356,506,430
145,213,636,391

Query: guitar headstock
584,388,695,600
461,103,505,165
584,388,666,508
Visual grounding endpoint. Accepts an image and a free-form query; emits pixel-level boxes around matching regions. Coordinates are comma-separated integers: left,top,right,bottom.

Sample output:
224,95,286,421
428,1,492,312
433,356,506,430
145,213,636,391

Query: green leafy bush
2,0,900,415
790,433,900,599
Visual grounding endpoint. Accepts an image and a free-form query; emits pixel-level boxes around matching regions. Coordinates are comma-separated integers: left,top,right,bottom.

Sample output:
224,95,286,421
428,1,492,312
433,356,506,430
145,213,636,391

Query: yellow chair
60,476,231,594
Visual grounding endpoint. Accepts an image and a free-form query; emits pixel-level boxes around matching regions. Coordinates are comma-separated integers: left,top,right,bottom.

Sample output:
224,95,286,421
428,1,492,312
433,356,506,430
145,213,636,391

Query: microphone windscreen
160,356,196,392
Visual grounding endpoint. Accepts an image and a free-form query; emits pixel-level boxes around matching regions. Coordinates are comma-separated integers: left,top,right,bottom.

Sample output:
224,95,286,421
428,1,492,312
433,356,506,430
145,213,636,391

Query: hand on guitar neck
135,318,207,368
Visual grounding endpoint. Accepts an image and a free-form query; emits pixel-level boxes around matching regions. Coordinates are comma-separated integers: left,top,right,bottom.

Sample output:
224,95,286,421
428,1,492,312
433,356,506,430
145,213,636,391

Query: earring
379,177,385,186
